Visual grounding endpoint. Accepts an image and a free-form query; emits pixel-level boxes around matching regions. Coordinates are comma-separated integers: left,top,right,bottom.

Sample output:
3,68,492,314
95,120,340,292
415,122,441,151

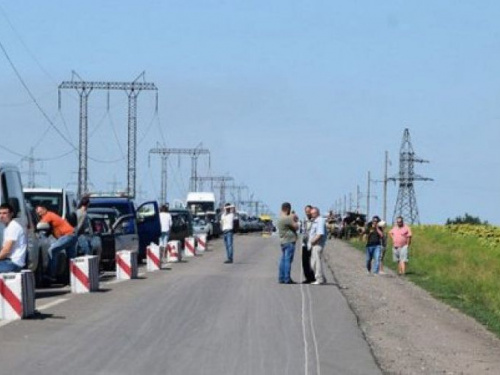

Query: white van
0,163,43,280
23,188,78,225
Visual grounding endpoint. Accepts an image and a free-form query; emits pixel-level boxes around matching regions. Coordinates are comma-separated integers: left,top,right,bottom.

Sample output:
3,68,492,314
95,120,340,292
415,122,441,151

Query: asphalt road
0,235,381,375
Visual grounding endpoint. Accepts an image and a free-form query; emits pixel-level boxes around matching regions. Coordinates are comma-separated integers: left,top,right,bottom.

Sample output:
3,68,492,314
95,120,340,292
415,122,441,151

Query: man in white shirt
0,203,27,273
220,203,235,263
159,204,173,247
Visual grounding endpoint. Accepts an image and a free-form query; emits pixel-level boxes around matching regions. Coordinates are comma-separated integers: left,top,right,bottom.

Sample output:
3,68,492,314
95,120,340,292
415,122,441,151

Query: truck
186,192,221,238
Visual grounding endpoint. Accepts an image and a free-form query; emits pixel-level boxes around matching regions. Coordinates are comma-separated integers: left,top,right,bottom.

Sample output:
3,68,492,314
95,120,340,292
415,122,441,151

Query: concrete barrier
0,271,35,320
167,240,181,263
116,250,138,279
146,243,161,271
70,256,100,293
196,234,207,252
184,237,196,257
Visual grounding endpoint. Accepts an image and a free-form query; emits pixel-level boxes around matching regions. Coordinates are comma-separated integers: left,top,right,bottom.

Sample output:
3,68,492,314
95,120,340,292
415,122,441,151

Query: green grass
348,225,500,338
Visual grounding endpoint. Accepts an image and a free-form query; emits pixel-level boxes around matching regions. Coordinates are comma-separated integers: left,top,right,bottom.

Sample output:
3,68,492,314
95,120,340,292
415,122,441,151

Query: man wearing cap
220,203,235,263
0,203,27,273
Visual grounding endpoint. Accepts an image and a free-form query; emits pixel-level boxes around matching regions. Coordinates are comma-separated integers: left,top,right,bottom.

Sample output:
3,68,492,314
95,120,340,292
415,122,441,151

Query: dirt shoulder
324,239,500,375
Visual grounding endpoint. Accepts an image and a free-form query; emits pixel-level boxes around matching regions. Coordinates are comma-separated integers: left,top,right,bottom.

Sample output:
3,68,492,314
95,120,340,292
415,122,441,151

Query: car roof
89,197,134,204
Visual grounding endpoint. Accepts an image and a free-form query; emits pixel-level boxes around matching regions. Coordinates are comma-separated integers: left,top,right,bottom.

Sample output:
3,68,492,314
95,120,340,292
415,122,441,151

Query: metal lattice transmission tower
21,147,46,188
59,71,158,198
389,128,433,224
149,145,211,202
194,176,234,207
227,184,248,208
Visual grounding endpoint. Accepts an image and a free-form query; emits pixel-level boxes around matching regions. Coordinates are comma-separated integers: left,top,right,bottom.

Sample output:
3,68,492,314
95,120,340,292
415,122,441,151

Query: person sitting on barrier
0,203,27,273
36,204,78,281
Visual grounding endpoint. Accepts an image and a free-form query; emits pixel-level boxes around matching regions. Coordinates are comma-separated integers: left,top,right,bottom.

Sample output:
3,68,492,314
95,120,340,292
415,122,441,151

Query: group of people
277,203,327,285
364,215,412,276
0,196,94,281
274,201,413,283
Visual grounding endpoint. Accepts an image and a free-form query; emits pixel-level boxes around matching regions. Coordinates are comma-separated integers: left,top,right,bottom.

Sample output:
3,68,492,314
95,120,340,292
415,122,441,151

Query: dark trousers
302,245,316,282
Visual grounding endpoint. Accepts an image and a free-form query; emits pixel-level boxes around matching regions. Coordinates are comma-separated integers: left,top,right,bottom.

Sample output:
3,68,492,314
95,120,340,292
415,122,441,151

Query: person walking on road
301,205,316,284
389,216,412,275
308,207,327,285
0,203,27,273
377,220,388,274
364,215,384,275
74,195,92,256
159,204,172,247
221,203,235,264
277,202,299,284
36,204,78,281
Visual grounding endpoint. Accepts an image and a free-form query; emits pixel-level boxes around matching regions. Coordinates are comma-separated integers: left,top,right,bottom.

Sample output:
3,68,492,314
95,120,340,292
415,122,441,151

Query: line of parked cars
0,161,209,288
236,212,267,233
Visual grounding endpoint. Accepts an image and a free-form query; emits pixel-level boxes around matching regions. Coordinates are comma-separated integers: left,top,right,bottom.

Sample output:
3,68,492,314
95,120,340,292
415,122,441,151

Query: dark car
88,196,160,260
87,207,140,270
169,209,194,246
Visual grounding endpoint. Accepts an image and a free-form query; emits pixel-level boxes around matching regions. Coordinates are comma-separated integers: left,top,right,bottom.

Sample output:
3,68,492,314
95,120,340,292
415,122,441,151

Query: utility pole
149,145,211,200
367,171,371,220
226,184,248,208
389,129,433,224
383,150,389,222
59,71,158,198
209,177,235,208
356,185,361,213
21,148,45,188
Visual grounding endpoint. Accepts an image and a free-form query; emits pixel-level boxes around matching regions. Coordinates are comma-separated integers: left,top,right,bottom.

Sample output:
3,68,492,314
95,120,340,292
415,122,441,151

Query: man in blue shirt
308,207,327,285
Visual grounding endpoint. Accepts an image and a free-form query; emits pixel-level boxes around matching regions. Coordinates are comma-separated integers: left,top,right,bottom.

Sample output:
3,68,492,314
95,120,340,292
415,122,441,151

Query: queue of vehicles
0,164,272,289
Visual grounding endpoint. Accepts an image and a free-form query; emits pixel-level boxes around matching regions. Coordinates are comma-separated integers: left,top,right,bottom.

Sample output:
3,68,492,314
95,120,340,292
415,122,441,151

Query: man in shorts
389,216,412,275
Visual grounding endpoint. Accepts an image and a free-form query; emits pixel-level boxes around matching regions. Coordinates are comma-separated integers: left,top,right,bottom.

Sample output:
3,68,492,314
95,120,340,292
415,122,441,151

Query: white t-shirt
3,219,27,267
159,212,173,232
221,213,234,231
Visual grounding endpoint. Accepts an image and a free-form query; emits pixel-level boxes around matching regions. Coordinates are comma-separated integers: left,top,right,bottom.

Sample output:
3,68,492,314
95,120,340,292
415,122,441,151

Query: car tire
35,249,48,288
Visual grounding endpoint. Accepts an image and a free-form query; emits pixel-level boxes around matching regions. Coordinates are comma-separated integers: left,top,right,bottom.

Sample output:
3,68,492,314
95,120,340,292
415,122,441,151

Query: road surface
0,235,381,375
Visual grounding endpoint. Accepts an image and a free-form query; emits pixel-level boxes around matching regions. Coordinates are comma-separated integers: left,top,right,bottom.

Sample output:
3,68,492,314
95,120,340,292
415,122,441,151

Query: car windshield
24,192,63,216
89,201,131,216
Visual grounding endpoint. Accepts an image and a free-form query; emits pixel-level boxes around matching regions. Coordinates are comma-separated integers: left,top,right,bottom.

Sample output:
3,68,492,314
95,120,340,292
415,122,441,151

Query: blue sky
1,1,499,224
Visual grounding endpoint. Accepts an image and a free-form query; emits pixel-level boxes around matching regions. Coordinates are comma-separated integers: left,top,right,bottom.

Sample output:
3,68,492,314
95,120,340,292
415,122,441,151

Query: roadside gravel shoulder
324,239,500,375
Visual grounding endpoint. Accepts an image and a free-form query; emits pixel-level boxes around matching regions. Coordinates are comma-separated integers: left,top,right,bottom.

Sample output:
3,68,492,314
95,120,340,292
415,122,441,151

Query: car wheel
35,249,47,288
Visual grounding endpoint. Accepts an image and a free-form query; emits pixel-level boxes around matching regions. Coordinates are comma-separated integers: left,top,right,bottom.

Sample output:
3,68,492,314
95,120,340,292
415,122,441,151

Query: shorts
393,245,409,263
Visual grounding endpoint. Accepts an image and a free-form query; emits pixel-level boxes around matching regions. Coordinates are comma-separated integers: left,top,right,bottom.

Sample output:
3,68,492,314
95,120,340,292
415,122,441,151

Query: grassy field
348,224,500,338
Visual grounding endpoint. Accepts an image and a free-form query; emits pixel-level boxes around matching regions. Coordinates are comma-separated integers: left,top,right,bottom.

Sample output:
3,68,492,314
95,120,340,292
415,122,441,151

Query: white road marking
37,298,68,311
306,284,322,375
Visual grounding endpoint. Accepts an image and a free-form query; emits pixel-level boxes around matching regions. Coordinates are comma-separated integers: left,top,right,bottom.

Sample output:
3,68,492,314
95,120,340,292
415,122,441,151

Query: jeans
77,235,92,256
279,242,296,283
0,259,22,273
159,231,170,247
48,234,78,278
224,231,234,261
366,245,381,274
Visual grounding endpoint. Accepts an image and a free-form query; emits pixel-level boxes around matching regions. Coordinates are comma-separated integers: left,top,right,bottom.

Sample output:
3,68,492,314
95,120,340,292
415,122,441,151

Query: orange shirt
41,211,74,239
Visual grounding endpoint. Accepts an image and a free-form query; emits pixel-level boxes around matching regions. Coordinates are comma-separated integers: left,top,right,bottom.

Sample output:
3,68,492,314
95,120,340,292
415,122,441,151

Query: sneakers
224,260,233,264
311,280,325,285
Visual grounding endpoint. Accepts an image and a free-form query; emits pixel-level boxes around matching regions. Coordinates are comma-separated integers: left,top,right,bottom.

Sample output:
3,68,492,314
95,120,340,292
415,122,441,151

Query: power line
0,38,77,151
